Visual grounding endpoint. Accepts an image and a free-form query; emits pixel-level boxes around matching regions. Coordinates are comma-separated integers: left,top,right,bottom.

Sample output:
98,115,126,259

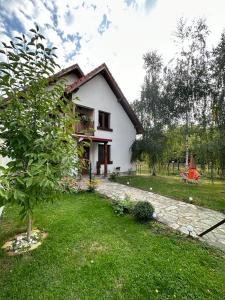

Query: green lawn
114,175,225,213
1,192,225,300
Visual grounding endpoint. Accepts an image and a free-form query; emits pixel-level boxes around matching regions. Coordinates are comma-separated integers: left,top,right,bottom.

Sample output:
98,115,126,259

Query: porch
80,136,112,177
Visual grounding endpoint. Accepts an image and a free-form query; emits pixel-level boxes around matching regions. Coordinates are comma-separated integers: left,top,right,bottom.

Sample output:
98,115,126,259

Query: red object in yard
188,155,200,181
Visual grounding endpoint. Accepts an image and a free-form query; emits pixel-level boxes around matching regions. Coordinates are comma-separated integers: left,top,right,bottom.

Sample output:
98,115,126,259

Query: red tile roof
55,63,84,79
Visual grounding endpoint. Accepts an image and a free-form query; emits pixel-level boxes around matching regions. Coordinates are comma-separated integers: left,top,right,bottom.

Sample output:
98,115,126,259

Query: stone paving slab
96,181,225,252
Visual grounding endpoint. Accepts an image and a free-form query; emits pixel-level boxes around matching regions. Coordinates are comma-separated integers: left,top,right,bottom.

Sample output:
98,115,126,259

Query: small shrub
61,176,80,193
133,201,154,222
112,198,135,216
87,179,99,192
109,172,119,181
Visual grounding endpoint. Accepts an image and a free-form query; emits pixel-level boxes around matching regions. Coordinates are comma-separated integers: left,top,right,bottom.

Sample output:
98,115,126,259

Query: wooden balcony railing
74,121,94,136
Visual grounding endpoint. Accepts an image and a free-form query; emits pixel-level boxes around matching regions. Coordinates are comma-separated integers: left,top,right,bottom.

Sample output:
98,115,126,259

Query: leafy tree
164,126,186,172
170,18,210,170
131,51,166,175
211,31,225,175
133,19,225,178
0,25,83,239
161,68,179,127
131,126,165,176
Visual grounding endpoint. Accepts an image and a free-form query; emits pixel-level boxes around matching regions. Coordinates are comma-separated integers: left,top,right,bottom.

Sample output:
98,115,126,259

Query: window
98,144,112,164
98,111,112,131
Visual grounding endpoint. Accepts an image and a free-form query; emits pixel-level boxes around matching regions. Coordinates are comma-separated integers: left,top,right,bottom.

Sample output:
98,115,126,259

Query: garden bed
2,229,48,255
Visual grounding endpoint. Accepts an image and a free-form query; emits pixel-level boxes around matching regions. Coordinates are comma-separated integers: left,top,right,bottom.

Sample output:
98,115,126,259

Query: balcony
74,105,94,136
74,120,95,136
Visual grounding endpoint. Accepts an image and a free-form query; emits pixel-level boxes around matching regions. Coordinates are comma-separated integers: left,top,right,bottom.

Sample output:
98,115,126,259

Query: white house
0,63,143,177
58,63,143,176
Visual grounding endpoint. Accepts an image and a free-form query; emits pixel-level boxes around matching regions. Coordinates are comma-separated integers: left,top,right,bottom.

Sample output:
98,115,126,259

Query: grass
114,175,225,213
1,192,225,299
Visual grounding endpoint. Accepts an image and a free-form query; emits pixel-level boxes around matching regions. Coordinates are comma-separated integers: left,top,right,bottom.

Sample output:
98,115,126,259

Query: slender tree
211,31,225,175
0,26,84,239
131,51,166,175
170,18,211,170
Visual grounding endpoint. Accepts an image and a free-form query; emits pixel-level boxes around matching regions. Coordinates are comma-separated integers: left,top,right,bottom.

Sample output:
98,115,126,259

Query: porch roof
76,134,112,143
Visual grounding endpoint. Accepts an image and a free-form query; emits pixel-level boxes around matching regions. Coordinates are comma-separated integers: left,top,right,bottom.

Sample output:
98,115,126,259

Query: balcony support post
104,142,108,177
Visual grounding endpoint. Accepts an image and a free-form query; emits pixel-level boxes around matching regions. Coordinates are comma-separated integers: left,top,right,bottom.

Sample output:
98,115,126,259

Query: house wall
72,74,137,174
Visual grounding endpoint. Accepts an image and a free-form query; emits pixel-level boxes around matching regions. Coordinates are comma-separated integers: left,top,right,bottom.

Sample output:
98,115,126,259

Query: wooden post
72,103,76,133
89,162,92,183
104,142,108,177
198,218,225,237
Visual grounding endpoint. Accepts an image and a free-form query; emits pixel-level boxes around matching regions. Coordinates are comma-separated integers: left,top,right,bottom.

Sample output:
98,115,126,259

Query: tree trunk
152,162,156,176
185,133,189,171
185,112,189,172
201,162,205,173
167,162,170,175
211,162,214,184
27,213,32,241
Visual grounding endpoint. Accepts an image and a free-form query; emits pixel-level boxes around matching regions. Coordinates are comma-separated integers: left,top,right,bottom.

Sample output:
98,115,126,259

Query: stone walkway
96,180,225,252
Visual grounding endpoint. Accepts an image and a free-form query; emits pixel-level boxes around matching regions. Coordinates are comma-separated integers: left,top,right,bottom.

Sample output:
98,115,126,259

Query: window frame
97,110,113,131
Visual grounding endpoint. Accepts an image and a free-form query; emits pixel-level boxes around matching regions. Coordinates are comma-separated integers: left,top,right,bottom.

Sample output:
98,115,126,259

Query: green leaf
0,189,7,200
10,41,15,48
38,34,46,40
37,43,45,50
1,74,10,85
26,177,33,188
27,51,36,56
14,189,19,200
1,42,8,47
15,43,24,47
16,177,25,185
19,207,27,220
14,36,23,41
1,69,10,76
22,34,27,42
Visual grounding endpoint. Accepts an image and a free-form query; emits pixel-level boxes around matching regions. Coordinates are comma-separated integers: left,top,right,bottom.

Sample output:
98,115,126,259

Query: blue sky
0,0,225,100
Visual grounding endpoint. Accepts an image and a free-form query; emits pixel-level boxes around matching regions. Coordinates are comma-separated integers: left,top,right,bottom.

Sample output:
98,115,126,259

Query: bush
61,176,80,193
133,201,154,222
112,198,135,215
109,172,119,181
87,179,99,192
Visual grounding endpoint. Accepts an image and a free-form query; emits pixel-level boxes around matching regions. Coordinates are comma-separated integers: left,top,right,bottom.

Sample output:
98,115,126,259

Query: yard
1,192,225,299
114,175,225,213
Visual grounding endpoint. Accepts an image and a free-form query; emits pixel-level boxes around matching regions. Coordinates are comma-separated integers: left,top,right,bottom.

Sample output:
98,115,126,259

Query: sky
0,0,225,101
